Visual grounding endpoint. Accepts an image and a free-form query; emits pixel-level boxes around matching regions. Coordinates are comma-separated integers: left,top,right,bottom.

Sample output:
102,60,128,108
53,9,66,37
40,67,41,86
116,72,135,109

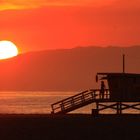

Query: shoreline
0,112,139,118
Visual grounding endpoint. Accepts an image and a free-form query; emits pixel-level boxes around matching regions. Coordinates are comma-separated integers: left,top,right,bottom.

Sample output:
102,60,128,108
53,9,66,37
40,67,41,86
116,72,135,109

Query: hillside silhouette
0,46,139,91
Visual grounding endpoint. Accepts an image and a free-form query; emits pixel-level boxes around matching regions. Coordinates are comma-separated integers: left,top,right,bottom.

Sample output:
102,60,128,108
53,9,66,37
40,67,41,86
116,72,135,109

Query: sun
0,40,18,60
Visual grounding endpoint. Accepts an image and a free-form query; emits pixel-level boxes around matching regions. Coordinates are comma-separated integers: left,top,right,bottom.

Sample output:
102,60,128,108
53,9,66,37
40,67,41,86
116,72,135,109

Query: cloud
0,0,117,10
0,0,46,10
0,0,140,11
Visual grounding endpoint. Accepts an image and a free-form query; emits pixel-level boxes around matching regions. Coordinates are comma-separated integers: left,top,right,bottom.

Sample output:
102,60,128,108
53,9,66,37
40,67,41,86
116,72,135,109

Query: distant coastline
0,46,140,91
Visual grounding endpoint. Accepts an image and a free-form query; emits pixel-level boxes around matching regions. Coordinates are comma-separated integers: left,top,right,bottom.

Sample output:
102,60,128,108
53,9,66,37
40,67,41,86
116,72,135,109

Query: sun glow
0,41,18,60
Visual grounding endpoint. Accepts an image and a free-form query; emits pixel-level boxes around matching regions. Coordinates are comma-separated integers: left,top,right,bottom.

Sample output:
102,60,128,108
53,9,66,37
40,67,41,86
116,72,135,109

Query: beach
0,114,139,140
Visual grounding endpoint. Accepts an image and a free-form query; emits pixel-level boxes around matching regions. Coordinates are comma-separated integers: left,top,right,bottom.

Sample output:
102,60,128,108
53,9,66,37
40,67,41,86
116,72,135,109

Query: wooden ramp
51,89,109,114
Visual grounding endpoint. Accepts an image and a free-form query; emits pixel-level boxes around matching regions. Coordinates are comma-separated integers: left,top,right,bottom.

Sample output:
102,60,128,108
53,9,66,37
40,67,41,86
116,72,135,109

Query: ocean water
0,91,139,114
0,91,83,114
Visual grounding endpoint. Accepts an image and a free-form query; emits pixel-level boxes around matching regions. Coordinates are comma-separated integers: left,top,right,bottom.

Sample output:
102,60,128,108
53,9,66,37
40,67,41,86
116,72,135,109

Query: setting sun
0,41,18,60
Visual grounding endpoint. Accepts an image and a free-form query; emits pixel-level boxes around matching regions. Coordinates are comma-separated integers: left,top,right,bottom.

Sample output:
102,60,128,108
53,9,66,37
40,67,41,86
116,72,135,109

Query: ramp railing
51,89,109,114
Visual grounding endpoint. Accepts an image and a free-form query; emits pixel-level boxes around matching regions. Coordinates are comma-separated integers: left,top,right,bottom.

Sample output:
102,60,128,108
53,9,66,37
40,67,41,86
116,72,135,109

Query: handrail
51,90,88,106
52,89,99,106
51,89,109,114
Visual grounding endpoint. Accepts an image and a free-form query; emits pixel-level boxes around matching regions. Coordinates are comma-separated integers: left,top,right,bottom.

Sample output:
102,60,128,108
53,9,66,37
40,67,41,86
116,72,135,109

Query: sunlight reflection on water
0,91,139,114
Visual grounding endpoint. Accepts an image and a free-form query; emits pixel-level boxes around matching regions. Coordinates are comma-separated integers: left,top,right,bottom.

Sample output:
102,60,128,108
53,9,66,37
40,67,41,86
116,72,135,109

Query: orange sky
0,0,140,53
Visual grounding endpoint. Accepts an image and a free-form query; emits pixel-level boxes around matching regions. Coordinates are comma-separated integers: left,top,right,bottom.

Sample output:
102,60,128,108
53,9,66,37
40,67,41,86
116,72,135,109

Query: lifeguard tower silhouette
51,55,140,115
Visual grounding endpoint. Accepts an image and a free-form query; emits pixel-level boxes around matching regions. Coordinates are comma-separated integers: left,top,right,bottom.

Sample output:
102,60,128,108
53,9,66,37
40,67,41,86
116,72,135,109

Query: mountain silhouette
0,46,139,91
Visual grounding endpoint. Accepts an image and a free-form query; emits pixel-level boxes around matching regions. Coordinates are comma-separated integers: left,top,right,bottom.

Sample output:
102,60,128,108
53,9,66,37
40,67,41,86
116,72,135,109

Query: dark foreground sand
0,114,139,140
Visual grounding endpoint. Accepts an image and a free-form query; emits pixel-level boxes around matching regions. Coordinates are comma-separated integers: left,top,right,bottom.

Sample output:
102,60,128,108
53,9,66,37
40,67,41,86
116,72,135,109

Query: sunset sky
0,0,140,53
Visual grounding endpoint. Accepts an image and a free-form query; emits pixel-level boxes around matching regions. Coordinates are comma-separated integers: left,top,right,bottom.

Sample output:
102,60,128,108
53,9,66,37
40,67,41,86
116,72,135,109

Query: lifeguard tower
51,55,140,115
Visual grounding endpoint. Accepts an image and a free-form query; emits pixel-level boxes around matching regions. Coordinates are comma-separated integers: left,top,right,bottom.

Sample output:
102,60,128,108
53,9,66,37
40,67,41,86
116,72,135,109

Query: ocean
0,91,139,114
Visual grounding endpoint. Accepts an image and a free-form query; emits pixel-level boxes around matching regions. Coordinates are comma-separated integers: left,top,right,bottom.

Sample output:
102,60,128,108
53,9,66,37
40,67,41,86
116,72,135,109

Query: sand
0,114,139,140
